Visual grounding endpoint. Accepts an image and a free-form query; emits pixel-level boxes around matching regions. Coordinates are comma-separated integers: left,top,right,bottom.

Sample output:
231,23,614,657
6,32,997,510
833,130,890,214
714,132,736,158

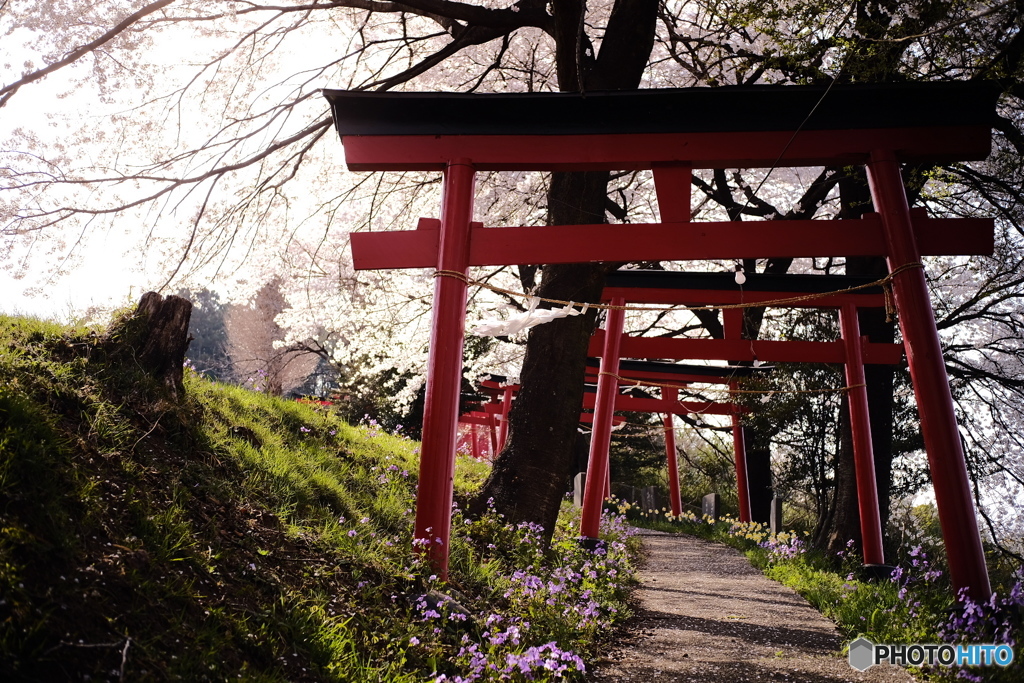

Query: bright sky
0,239,153,320
1,17,252,321
1,8,348,321
2,179,147,321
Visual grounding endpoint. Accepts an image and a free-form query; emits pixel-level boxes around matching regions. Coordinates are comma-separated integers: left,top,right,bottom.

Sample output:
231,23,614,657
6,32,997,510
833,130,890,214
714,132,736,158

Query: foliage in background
0,314,636,681
608,411,671,489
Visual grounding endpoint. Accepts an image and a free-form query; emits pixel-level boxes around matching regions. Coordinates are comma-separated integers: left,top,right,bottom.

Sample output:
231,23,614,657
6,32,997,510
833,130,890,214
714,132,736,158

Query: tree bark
820,169,896,556
473,0,658,535
474,261,608,530
743,426,774,524
821,391,863,551
112,291,193,400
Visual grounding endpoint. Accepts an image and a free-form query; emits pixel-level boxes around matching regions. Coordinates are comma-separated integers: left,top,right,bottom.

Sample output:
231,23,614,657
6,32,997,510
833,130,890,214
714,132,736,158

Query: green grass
0,313,630,681
0,314,434,679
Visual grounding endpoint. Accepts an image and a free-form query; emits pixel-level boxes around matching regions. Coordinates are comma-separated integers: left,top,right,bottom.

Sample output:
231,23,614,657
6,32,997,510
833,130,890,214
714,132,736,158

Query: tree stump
119,292,193,399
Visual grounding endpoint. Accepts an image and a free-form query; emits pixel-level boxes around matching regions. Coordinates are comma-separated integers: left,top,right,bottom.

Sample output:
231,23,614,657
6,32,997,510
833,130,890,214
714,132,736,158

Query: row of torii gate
324,82,1000,599
458,271,897,542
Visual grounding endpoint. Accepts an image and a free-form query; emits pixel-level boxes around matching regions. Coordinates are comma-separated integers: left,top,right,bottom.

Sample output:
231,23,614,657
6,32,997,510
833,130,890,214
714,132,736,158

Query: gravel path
590,532,915,683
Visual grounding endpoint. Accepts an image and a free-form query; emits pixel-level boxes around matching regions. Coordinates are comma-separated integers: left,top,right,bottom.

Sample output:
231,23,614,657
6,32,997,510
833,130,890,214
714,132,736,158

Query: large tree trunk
820,392,862,551
743,427,774,524
820,169,896,556
474,259,609,531
473,0,658,534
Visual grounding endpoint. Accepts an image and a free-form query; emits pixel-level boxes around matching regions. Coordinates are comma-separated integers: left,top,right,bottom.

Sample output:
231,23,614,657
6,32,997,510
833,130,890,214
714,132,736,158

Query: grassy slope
0,314,493,681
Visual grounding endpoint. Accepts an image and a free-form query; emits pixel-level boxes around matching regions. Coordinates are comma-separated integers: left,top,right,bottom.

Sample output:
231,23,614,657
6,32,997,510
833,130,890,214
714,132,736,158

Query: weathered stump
109,292,193,399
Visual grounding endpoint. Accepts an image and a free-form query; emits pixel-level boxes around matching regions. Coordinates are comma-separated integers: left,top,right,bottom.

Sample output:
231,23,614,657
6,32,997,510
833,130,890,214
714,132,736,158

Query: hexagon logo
848,637,875,671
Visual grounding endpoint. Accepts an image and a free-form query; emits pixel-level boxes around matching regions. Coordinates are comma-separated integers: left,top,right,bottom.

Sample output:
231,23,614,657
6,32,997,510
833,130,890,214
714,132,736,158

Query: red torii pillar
580,297,625,540
840,303,885,566
414,159,475,576
470,424,481,459
723,308,753,523
729,383,752,523
662,387,683,517
867,150,991,598
488,412,499,456
497,384,514,452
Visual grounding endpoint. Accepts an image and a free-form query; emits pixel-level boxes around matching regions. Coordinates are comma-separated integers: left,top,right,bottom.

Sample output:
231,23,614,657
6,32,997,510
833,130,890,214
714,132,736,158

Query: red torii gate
583,358,765,518
462,376,629,457
472,365,744,516
324,82,999,598
584,270,901,568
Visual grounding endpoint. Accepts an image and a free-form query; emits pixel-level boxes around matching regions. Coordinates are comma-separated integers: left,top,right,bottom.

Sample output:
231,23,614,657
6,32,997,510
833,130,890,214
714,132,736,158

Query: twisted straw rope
435,262,924,322
596,371,865,395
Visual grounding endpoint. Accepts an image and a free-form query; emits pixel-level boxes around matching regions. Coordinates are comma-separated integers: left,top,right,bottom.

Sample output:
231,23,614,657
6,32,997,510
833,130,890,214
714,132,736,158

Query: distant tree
224,279,320,395
178,288,232,381
607,412,667,490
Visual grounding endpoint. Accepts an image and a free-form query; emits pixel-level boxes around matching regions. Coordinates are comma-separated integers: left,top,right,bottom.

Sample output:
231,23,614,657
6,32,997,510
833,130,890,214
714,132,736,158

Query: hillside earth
0,312,636,681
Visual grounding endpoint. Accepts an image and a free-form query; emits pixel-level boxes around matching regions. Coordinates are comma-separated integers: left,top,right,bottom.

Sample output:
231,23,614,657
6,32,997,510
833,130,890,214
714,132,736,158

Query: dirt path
590,532,914,683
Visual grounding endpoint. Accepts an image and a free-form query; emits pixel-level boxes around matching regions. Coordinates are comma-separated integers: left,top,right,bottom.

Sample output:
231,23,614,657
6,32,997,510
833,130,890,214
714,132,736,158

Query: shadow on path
589,534,914,683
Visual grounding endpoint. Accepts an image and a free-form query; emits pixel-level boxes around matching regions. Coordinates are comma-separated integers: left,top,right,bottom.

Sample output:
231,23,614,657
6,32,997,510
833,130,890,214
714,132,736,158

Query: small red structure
461,378,628,457
325,82,998,598
475,365,741,517
583,270,901,566
585,357,765,519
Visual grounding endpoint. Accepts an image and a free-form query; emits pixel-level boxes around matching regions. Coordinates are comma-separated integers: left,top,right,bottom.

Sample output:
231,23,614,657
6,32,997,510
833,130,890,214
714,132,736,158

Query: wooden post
413,159,475,579
663,388,683,517
866,149,990,599
580,298,625,539
840,303,886,566
731,405,752,523
497,384,513,451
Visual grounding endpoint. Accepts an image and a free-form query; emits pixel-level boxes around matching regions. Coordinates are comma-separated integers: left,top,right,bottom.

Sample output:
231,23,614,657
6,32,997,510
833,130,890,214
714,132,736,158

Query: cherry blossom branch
0,0,176,108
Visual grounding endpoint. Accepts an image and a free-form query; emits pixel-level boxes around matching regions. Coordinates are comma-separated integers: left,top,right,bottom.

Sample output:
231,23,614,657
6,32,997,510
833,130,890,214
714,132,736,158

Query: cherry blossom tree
2,0,1023,552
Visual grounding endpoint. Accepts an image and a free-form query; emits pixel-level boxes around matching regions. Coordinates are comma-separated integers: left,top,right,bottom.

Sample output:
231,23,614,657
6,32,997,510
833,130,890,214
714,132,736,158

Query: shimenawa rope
595,370,865,395
435,262,923,323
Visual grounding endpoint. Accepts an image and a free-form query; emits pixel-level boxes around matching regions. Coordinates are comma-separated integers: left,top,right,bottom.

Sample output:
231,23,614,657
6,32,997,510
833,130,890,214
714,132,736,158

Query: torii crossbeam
324,81,999,598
